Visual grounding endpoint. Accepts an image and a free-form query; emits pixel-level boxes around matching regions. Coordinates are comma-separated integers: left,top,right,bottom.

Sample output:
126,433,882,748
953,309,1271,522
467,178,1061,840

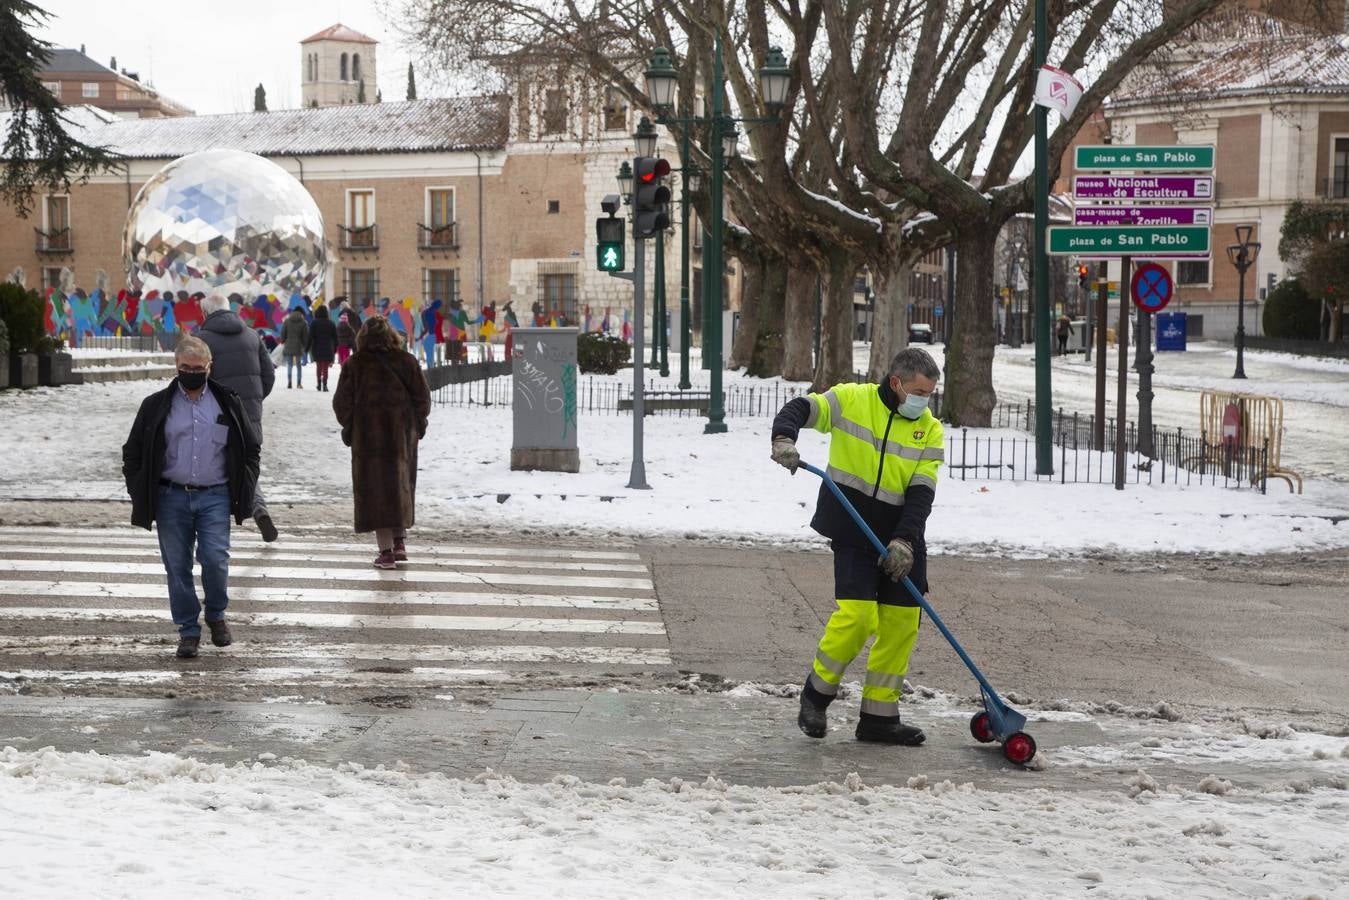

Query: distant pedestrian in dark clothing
337,311,357,366
308,305,339,391
332,316,431,570
121,335,259,659
1056,315,1073,355
280,306,310,388
196,293,279,542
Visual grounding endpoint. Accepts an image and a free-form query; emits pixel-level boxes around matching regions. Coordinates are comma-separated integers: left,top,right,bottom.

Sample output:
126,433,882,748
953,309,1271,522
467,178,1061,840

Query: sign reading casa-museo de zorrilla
1048,144,1216,262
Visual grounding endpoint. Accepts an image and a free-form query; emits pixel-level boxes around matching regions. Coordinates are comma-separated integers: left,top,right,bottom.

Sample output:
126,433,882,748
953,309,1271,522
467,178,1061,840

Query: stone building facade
300,24,379,108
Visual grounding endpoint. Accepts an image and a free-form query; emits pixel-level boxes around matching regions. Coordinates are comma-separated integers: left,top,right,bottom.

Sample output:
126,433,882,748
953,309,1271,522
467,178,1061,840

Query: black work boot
855,712,926,745
207,619,233,648
797,680,832,739
255,511,278,543
176,636,200,659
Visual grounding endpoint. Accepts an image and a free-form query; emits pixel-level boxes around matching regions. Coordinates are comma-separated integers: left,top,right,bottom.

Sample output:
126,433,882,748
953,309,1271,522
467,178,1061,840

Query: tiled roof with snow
83,97,509,159
301,24,377,44
1115,32,1349,106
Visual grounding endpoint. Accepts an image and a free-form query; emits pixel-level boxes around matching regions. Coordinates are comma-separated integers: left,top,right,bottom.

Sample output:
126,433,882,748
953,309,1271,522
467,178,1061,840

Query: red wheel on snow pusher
1002,731,1037,765
969,711,996,743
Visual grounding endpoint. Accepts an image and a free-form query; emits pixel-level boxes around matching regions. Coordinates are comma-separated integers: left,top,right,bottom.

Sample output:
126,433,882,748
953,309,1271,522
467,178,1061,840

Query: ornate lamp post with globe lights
643,43,791,432
1226,225,1260,379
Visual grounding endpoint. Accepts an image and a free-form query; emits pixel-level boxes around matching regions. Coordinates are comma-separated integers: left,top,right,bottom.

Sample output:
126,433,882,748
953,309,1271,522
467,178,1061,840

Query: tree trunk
782,263,816,381
866,260,913,382
812,251,857,391
942,226,999,426
748,255,787,377
729,249,763,370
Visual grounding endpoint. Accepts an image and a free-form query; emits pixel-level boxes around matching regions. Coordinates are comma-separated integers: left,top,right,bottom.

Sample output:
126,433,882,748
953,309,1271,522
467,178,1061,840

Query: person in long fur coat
332,315,431,569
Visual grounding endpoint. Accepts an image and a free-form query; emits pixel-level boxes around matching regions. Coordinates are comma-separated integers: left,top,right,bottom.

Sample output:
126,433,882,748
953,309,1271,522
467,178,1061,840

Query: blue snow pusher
799,461,1037,765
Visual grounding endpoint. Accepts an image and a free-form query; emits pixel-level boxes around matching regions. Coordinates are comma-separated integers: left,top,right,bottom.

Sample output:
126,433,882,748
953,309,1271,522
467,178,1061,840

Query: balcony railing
417,222,459,250
35,227,72,253
338,223,379,251
1320,176,1349,200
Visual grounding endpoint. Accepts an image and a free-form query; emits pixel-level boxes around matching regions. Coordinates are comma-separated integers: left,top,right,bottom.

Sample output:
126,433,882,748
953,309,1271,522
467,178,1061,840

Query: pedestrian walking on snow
308,305,338,391
196,293,279,542
1056,315,1073,356
771,347,944,746
280,306,309,388
121,335,260,659
332,316,431,569
336,311,357,365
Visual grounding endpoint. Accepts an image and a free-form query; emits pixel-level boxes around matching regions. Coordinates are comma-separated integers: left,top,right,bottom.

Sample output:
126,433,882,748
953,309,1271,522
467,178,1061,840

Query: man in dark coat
308,304,339,391
280,306,310,388
332,316,431,569
196,293,279,542
122,335,260,659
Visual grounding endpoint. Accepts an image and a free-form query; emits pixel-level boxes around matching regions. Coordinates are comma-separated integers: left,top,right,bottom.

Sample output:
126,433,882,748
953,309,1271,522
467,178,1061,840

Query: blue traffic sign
1130,263,1173,313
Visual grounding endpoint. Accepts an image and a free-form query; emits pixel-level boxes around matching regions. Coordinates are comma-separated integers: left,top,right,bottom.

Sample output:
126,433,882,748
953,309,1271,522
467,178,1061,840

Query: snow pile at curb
2,745,1346,898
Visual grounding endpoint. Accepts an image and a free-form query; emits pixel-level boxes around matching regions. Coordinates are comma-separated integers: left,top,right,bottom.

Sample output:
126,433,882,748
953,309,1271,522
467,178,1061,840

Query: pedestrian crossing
0,526,672,704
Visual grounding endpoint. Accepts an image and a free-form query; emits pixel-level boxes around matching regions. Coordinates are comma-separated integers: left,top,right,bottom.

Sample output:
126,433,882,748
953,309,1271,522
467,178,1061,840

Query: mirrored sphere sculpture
123,149,328,298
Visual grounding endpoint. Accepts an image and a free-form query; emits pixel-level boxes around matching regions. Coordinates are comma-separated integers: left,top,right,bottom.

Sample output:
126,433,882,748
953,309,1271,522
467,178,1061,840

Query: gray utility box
510,327,580,472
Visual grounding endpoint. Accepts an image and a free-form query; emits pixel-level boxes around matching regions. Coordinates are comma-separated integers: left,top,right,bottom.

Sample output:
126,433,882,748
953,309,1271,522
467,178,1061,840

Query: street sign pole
1114,256,1131,490
1032,0,1053,476
1137,311,1155,458
1094,262,1107,451
628,237,650,490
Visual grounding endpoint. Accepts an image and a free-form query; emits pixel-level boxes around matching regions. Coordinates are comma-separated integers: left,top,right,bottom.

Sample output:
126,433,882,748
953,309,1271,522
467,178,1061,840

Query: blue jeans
155,484,232,638
286,355,303,384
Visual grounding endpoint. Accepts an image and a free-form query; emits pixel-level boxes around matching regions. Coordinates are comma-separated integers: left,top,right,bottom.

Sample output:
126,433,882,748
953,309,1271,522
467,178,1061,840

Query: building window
352,54,361,82
345,269,379,304
41,195,70,251
41,268,64,292
81,82,99,98
345,189,376,248
1333,137,1349,199
340,53,349,81
547,200,560,214
424,269,459,304
42,80,60,94
604,86,628,131
536,264,578,323
421,189,456,247
1176,260,1210,286
542,89,566,135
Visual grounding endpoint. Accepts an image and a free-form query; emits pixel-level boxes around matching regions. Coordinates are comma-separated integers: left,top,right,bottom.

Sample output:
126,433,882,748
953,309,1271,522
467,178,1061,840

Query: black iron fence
1244,335,1349,360
434,374,1269,490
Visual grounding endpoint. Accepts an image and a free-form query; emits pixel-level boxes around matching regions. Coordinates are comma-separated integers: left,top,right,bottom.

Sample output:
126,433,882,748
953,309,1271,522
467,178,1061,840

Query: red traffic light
636,158,671,183
1077,265,1088,277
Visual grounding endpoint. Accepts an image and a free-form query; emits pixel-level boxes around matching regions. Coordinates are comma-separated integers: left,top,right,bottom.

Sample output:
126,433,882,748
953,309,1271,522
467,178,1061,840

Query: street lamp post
1226,224,1260,379
645,42,790,433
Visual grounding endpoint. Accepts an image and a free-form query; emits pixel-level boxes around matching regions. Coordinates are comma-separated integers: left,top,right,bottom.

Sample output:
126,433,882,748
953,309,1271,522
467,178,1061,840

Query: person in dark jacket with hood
308,304,339,391
121,335,260,659
280,306,310,388
337,309,357,365
196,293,279,542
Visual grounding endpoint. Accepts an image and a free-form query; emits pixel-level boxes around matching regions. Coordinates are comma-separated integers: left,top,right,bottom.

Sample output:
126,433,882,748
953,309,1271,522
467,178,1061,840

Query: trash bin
1156,312,1187,351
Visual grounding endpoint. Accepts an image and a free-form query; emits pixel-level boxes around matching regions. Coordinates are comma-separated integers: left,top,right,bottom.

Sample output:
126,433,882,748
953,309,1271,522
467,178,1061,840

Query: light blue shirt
161,384,228,486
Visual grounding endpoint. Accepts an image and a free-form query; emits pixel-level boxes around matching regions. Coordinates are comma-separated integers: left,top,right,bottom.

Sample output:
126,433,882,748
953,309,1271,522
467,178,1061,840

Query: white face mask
890,376,930,419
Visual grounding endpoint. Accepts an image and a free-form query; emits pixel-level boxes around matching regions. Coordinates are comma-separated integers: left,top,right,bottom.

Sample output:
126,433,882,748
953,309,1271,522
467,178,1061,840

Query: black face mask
178,371,208,391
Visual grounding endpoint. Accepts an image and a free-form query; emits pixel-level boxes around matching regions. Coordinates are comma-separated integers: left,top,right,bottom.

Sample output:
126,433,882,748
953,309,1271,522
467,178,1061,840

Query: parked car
908,323,935,343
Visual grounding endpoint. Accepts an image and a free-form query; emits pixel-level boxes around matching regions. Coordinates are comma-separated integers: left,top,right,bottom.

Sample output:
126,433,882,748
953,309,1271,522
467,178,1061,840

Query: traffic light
632,156,671,239
596,215,625,271
1077,264,1089,288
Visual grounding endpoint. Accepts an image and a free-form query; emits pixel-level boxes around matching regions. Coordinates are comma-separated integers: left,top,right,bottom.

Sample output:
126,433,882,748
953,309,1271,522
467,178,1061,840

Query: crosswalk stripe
0,545,650,574
0,580,659,612
0,528,640,561
0,607,669,635
0,559,655,591
0,667,517,686
0,636,672,666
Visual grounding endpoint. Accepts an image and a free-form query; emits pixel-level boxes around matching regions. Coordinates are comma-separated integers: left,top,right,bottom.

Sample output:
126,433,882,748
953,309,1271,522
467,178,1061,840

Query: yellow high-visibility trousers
807,599,921,717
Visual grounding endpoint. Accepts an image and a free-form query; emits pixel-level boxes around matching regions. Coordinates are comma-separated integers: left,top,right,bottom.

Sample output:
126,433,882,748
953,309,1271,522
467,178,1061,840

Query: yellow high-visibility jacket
773,380,944,590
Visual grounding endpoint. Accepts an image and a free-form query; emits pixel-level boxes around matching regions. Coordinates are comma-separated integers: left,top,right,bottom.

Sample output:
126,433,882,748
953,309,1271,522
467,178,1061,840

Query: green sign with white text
1075,145,1214,171
1046,225,1210,257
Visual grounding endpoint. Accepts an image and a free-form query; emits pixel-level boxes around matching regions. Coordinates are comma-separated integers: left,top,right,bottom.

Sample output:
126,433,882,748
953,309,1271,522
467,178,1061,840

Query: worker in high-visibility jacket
770,347,944,745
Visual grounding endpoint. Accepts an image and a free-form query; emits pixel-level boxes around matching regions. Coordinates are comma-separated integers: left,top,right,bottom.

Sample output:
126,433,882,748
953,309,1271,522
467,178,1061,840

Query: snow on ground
2,728,1346,899
2,357,1347,556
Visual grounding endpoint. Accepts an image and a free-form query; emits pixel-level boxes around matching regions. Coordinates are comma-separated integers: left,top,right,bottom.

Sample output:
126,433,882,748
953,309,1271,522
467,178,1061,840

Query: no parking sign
1130,263,1173,313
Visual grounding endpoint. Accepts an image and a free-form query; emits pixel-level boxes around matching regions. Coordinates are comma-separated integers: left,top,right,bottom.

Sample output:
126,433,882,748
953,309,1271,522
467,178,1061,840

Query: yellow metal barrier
1191,391,1302,493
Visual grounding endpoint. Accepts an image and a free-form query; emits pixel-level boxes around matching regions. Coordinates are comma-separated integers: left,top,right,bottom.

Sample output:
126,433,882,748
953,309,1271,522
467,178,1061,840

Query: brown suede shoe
176,636,200,659
207,619,233,647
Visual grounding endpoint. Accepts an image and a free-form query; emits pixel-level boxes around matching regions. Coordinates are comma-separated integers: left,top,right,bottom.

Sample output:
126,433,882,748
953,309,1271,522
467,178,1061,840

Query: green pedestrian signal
596,216,626,272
